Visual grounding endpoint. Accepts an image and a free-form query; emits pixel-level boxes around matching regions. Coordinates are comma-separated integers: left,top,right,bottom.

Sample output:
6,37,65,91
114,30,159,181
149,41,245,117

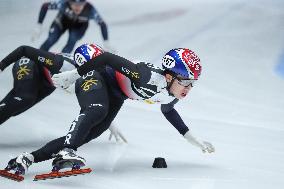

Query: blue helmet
162,48,202,80
73,43,104,66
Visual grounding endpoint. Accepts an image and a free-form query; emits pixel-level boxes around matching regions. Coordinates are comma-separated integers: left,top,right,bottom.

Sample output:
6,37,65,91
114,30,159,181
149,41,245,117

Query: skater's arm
0,46,63,74
98,21,108,41
90,6,108,41
161,100,215,153
38,0,62,24
161,99,215,153
78,52,150,86
161,99,189,135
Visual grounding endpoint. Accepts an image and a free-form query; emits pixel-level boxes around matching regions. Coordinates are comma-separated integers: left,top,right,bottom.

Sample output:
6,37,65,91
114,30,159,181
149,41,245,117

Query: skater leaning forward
3,43,215,176
0,46,76,126
0,46,125,140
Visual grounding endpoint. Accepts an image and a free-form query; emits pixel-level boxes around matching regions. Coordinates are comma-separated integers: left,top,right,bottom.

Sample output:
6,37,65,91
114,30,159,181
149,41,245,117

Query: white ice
0,0,284,188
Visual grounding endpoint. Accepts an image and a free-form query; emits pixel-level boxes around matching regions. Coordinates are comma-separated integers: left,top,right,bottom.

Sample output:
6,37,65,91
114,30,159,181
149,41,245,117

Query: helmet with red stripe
162,48,202,80
74,43,104,66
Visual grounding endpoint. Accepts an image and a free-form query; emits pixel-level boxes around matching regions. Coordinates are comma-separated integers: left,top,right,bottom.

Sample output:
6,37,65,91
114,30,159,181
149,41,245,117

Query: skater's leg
0,90,17,124
82,97,125,145
31,136,66,163
30,71,109,163
40,22,64,51
63,70,109,150
37,99,124,164
62,24,88,53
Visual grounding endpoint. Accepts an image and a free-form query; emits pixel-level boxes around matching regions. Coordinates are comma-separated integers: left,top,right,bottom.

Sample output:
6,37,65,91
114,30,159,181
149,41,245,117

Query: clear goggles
176,77,196,87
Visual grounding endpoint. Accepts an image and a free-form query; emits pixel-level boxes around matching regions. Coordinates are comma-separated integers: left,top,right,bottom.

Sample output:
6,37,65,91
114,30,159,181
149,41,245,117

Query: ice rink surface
0,0,284,188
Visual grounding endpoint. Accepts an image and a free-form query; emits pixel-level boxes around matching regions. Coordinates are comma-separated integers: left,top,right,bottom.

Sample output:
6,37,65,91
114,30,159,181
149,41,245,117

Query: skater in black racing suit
0,45,76,125
3,44,215,175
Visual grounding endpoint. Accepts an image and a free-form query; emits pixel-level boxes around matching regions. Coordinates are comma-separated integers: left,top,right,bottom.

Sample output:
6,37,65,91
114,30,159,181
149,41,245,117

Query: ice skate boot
34,148,90,181
6,152,34,175
0,152,34,181
52,148,86,171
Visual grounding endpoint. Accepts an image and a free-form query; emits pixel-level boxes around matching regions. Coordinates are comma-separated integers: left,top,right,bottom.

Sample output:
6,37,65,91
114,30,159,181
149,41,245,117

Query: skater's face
70,2,86,15
165,74,194,99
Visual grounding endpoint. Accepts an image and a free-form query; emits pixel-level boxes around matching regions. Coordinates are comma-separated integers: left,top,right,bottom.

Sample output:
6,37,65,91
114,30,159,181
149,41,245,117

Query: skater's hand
103,41,116,54
184,131,215,153
31,23,42,42
108,124,128,143
52,69,80,89
200,141,215,153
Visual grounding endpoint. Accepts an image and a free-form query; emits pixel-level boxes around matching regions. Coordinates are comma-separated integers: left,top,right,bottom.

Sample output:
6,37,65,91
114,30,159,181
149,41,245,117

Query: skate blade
0,169,24,182
33,168,92,181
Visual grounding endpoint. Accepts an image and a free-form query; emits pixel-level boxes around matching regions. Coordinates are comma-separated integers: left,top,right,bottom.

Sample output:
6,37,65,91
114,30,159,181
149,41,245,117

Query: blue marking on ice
276,50,284,78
